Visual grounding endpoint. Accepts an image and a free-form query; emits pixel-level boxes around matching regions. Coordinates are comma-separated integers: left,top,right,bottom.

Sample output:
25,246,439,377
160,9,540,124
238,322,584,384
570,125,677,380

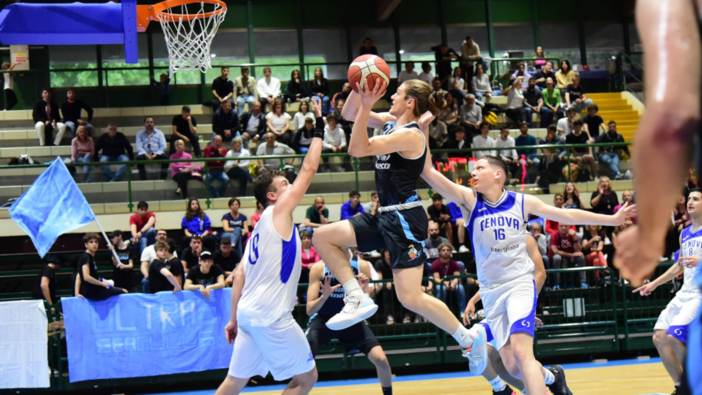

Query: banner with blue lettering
62,289,233,382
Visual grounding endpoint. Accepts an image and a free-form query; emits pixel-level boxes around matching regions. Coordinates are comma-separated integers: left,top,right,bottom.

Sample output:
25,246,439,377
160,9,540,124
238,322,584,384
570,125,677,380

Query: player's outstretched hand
356,79,387,108
679,255,701,268
224,320,238,344
463,301,476,326
321,276,341,298
614,226,662,287
633,281,658,296
612,202,637,225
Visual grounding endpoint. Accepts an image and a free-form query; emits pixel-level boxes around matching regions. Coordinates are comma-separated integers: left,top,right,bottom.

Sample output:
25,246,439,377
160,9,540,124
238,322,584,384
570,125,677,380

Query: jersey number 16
493,229,505,240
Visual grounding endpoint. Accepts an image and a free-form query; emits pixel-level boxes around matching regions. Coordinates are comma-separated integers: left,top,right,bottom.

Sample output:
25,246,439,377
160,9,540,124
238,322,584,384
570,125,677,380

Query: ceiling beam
376,0,403,22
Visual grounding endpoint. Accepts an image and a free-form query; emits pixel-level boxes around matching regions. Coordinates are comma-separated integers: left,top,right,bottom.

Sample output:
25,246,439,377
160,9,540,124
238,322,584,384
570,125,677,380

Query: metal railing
616,52,645,99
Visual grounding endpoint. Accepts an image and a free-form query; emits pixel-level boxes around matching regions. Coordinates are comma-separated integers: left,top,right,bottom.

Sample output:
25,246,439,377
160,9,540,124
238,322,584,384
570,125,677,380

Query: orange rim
137,0,226,31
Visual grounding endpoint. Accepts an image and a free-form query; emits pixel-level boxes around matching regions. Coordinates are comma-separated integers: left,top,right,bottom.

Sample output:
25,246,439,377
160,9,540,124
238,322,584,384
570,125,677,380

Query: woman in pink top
299,230,320,283
170,139,200,198
71,126,94,182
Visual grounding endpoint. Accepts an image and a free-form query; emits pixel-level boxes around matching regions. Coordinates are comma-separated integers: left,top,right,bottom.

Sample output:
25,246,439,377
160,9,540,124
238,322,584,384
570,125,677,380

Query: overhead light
211,53,216,58
399,49,405,54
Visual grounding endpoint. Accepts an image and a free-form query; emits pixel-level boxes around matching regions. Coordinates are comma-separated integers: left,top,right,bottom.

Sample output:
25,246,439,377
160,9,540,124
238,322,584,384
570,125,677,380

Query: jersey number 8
493,229,506,240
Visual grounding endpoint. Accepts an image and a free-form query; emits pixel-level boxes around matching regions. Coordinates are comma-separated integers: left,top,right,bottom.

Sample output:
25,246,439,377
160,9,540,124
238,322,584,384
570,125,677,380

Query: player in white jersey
633,189,702,395
417,113,636,395
215,105,325,395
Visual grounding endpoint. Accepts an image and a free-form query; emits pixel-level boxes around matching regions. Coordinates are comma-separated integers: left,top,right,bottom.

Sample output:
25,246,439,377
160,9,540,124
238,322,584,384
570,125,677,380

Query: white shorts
654,295,702,344
480,274,537,350
228,314,315,381
476,319,497,349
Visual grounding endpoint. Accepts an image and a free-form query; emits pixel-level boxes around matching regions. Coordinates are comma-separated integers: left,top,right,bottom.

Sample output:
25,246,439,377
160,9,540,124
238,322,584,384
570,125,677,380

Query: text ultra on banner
63,289,232,382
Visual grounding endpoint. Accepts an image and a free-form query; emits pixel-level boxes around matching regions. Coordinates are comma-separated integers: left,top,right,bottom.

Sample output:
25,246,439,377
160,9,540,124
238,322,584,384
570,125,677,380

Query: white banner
0,300,50,389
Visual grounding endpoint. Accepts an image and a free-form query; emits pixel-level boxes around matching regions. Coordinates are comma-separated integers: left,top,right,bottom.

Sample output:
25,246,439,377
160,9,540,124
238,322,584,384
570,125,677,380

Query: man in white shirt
495,127,522,182
140,229,177,293
256,67,281,113
225,136,254,197
459,94,482,135
418,62,434,85
398,62,419,84
471,122,496,158
322,113,348,172
557,108,576,136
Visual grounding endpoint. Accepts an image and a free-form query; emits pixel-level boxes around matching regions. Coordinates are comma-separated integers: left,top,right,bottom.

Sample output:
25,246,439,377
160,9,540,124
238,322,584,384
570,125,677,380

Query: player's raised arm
341,90,395,129
524,194,636,227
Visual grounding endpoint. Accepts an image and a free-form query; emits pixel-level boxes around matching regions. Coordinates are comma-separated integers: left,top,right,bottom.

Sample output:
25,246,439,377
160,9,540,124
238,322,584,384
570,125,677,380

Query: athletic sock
342,279,364,299
381,386,392,395
452,325,474,348
488,377,506,392
543,367,555,385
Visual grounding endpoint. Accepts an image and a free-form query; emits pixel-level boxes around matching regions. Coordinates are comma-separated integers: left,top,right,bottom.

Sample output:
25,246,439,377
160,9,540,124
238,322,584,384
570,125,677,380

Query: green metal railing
616,51,645,97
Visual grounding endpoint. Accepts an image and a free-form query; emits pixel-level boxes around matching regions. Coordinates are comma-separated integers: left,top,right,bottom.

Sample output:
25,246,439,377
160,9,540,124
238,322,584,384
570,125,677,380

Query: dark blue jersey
314,260,360,319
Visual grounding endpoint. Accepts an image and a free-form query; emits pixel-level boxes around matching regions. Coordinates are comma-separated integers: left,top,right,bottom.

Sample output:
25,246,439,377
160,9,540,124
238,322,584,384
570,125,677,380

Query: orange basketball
348,55,391,94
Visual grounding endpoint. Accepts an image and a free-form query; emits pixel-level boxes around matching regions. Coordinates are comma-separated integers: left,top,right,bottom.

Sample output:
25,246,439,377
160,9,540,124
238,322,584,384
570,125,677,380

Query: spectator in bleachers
300,231,320,284
292,116,316,154
148,240,183,294
184,250,225,298
515,122,540,182
130,201,157,255
180,234,203,274
428,194,454,247
431,243,467,313
471,64,500,102
135,117,168,180
543,77,564,122
266,98,293,145
566,120,597,179
234,66,257,116
555,59,576,90
181,198,217,252
564,74,593,113
539,124,566,164
431,77,445,95
582,224,608,283
511,62,531,89
210,66,234,110
445,202,468,253
431,43,459,87
613,190,636,224
32,256,61,305
437,92,459,128
304,196,329,237
398,61,418,84
590,176,619,219
256,131,295,172
523,78,551,127
472,122,496,157
341,190,364,220
215,238,240,283
359,37,378,56
170,139,200,199
496,126,521,182
62,88,94,137
221,197,249,259
77,233,128,300
458,94,482,135
212,100,239,143
71,126,94,183
545,194,566,236
563,182,584,209
549,223,587,289
33,89,66,146
582,104,605,139
151,72,170,105
309,67,330,114
95,123,133,182
204,135,229,198
534,46,546,70
108,230,137,293
331,83,352,112
428,118,448,149
224,136,253,197
504,77,528,127
139,230,174,292
240,101,266,148
418,61,434,85
447,66,468,106
256,66,281,113
292,101,315,133
596,120,631,180
424,221,450,260
363,190,379,214
322,113,348,171
333,97,354,139
444,126,470,156
284,69,309,103
533,61,556,90
557,107,576,136
529,222,550,277
461,35,482,64
170,105,201,157
2,61,19,110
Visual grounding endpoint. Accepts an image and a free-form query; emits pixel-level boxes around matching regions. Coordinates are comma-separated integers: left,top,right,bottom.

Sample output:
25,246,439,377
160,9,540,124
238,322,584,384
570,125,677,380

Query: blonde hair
401,80,447,117
76,126,89,142
175,139,185,147
599,176,612,193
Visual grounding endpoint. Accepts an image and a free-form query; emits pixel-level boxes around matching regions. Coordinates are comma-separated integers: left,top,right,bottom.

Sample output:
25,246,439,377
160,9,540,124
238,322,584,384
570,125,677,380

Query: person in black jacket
292,117,316,154
284,69,309,103
33,89,66,146
309,67,330,114
212,100,239,143
62,88,94,137
239,101,266,149
95,123,135,182
443,126,470,158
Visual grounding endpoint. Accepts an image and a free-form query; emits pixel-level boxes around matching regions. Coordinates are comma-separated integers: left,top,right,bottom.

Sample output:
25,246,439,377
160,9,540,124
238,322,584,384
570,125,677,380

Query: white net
157,1,226,75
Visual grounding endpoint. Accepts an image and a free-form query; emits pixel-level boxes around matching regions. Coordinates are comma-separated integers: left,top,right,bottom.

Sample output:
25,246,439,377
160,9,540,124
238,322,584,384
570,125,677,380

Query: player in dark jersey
312,79,488,365
614,2,702,394
305,254,393,395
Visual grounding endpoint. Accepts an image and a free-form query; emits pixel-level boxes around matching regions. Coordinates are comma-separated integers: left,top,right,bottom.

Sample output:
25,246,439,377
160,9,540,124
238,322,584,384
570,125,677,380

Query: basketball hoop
137,0,227,75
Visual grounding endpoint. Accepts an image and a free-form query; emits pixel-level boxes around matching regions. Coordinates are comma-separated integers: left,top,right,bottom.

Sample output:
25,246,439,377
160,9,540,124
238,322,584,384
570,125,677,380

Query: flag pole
94,218,121,263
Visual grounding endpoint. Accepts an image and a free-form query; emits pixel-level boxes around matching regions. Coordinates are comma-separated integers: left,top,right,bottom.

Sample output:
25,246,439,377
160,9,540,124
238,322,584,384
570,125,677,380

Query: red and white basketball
347,55,391,94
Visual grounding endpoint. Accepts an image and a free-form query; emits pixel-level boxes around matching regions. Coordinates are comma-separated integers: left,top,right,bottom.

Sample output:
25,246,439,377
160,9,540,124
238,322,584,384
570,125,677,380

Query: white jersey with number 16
237,206,301,327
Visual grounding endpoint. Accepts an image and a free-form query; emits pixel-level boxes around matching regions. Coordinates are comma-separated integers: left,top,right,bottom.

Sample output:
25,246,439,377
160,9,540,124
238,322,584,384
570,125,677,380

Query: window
585,22,624,69
494,25,534,55
351,27,397,77
101,35,150,86
399,26,441,61
249,29,300,85
447,25,489,58
49,45,98,88
202,31,251,84
302,29,348,80
539,23,580,67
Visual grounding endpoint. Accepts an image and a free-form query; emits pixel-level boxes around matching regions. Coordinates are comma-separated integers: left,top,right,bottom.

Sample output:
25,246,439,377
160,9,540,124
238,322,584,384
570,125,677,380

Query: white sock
488,377,506,392
452,326,474,348
543,367,555,385
674,382,681,387
343,279,364,299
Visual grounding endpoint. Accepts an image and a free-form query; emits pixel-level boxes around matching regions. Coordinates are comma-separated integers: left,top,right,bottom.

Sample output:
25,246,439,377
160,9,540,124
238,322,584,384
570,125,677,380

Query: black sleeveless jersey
374,121,427,207
315,260,360,319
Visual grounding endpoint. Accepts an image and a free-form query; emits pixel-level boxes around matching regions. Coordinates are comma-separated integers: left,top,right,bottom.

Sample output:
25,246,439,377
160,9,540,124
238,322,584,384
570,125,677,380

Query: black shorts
306,315,380,357
349,205,428,269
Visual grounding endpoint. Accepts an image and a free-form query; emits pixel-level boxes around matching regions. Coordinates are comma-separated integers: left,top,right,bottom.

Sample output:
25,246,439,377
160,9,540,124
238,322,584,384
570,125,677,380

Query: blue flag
10,158,95,257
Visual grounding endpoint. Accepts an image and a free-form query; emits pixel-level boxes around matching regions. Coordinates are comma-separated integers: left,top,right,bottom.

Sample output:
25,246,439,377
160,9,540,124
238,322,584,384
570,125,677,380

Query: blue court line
141,357,663,395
